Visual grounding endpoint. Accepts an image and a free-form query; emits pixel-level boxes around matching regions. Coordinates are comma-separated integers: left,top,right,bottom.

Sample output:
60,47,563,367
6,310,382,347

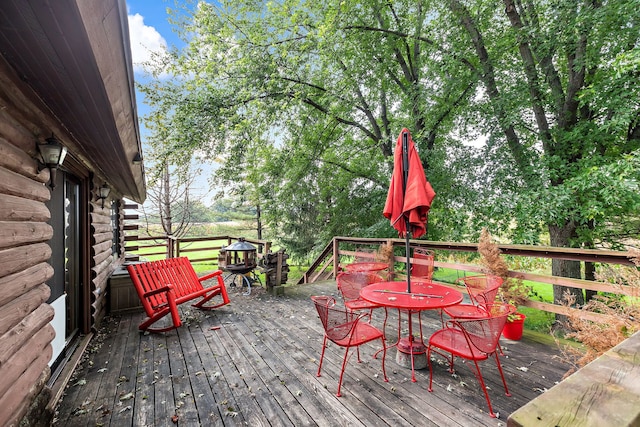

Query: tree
141,160,199,239
138,0,640,283
439,0,640,305
139,0,476,256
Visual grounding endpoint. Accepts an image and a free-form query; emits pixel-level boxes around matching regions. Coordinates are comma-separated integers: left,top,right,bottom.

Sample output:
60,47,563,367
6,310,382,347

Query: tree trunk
162,162,172,235
584,218,597,302
584,262,597,301
256,203,262,240
549,221,584,328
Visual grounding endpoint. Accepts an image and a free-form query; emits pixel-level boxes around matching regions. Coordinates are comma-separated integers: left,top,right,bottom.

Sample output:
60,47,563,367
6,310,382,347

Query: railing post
167,236,175,259
386,238,396,280
333,238,339,278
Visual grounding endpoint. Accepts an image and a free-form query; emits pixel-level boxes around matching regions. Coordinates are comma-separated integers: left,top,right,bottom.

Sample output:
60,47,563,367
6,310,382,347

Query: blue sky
127,0,179,67
126,1,217,204
126,0,178,114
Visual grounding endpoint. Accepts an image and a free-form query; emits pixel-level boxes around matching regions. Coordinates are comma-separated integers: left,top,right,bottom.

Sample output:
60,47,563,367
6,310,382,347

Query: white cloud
128,13,167,73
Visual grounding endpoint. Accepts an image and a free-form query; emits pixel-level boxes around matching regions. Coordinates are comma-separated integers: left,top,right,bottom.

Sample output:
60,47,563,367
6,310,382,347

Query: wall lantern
98,184,110,208
36,135,67,189
132,152,143,164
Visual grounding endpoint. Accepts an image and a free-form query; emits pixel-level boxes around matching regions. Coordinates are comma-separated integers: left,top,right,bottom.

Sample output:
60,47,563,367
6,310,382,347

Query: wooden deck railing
124,234,271,265
297,236,638,324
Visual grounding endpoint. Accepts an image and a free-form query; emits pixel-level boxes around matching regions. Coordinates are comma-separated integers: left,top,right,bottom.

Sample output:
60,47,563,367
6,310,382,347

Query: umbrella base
395,337,427,370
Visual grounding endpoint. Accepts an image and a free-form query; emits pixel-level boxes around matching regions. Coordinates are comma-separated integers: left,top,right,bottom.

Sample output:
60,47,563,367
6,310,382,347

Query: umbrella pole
402,131,411,294
404,225,411,293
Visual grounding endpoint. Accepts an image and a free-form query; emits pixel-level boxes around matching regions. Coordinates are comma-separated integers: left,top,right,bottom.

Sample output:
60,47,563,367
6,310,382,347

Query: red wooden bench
126,257,230,333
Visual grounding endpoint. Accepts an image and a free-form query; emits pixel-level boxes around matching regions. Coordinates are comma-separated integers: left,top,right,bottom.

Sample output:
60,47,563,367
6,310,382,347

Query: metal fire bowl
224,264,256,274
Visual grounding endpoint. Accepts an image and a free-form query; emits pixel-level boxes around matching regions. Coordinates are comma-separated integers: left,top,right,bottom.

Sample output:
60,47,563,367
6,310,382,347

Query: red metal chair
336,271,386,316
441,275,505,356
427,303,516,418
311,295,388,397
442,275,503,320
410,248,434,280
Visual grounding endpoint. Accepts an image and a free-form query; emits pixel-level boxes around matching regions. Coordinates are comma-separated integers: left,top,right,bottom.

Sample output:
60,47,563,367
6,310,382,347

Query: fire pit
218,238,262,295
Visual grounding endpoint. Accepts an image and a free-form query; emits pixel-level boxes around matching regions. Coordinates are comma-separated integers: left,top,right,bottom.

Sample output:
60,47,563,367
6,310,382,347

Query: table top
344,262,388,272
360,281,463,311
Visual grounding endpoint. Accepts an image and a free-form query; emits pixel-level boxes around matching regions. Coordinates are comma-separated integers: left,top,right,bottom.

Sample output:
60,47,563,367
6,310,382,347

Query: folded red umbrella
383,128,436,238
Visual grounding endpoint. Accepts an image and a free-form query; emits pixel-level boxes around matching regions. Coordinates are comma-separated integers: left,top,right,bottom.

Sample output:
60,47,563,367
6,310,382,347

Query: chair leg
471,359,498,418
493,352,511,396
417,310,424,343
379,336,388,382
427,345,434,392
382,307,388,337
317,336,328,377
373,308,390,360
448,353,455,373
337,347,350,397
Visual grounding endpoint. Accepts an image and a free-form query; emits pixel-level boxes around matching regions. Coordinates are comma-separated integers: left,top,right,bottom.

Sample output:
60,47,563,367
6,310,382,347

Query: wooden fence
125,234,271,264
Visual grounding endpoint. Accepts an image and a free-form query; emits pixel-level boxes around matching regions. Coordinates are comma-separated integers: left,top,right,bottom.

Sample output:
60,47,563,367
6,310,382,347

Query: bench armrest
142,284,174,299
199,270,224,282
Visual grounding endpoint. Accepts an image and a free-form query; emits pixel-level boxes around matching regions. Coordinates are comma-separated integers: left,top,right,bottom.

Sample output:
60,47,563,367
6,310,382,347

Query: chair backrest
461,275,503,306
411,248,434,280
336,272,384,301
311,295,359,343
457,303,515,354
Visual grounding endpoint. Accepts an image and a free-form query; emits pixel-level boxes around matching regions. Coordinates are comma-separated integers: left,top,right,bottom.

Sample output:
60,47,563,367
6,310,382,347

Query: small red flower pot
502,313,526,340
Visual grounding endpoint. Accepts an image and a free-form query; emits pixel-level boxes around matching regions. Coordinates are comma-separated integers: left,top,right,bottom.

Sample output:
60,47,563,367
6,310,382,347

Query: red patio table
360,280,463,382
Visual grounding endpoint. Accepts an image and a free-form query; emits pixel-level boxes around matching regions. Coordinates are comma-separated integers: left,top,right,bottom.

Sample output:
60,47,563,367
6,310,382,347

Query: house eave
0,0,146,202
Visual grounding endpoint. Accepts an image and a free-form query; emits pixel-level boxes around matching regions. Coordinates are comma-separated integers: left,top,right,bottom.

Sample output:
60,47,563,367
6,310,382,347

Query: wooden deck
54,281,571,426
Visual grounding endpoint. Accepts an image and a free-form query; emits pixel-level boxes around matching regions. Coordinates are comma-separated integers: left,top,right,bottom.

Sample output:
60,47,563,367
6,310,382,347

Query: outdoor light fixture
98,183,110,208
36,135,67,189
132,152,143,164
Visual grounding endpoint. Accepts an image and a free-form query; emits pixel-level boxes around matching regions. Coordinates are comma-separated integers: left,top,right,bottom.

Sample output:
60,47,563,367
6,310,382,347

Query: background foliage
139,0,640,272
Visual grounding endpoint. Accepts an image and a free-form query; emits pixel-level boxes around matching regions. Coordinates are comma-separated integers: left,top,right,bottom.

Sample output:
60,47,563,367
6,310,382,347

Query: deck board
54,280,572,426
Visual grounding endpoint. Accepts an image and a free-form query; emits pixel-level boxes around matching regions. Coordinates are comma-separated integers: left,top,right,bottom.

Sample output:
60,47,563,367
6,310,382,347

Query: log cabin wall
0,1,145,424
0,97,56,425
90,179,117,329
0,51,123,427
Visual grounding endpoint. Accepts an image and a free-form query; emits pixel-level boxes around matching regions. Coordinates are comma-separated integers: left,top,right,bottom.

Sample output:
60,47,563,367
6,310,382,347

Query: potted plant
503,311,527,340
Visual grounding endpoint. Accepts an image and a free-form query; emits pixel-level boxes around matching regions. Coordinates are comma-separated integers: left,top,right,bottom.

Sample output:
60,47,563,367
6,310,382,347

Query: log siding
0,124,56,426
0,1,143,425
0,49,123,427
91,185,116,328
